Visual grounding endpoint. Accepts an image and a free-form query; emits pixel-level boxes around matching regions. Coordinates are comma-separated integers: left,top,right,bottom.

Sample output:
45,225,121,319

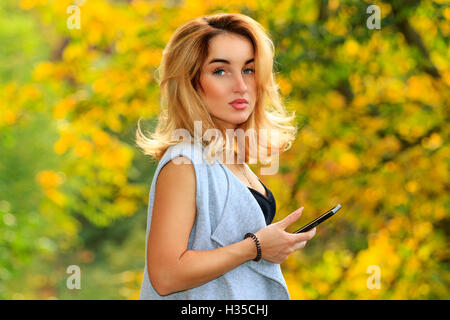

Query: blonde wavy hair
136,12,298,165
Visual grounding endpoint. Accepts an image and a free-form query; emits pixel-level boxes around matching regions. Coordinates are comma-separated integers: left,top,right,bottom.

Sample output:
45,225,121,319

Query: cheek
203,79,225,100
249,78,257,94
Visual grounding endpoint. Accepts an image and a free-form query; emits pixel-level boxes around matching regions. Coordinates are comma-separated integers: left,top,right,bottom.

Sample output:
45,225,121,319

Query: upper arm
147,156,197,293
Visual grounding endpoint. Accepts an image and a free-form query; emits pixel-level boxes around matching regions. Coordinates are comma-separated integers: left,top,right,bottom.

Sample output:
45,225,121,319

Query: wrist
242,237,258,261
244,233,262,262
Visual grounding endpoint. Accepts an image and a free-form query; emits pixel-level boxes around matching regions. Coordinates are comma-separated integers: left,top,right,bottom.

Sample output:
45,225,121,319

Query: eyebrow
208,58,254,65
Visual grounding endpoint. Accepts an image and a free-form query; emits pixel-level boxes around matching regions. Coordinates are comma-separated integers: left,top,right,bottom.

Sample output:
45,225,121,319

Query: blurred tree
1,0,448,299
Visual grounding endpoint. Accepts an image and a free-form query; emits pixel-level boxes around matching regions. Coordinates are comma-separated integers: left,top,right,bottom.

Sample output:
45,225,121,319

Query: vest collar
187,137,290,298
211,160,290,298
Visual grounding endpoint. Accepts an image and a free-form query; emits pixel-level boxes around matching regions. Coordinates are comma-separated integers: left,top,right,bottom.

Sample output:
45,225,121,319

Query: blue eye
213,69,225,76
212,68,255,76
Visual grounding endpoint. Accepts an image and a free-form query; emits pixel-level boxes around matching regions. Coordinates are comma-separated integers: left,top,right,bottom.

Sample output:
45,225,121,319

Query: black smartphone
294,204,342,234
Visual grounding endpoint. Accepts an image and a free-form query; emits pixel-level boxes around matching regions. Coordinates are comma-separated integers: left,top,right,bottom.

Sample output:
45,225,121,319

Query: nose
233,73,247,93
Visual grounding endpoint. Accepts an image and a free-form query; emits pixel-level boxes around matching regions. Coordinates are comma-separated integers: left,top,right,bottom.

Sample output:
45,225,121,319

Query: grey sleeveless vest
139,140,290,300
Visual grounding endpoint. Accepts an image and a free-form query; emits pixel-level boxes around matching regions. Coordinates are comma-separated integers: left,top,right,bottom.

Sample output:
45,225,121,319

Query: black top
247,179,276,225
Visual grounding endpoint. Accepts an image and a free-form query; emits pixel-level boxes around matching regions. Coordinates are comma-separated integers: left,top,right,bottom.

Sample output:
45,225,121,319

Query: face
198,33,257,132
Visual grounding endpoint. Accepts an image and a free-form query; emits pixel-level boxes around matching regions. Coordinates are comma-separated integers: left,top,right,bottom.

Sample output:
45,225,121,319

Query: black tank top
247,179,276,225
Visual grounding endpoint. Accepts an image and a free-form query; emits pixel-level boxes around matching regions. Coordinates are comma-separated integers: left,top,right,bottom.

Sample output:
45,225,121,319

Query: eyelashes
212,68,225,76
212,68,255,76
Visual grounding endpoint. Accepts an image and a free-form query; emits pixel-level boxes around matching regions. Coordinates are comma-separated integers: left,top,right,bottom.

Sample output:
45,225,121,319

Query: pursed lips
229,98,248,104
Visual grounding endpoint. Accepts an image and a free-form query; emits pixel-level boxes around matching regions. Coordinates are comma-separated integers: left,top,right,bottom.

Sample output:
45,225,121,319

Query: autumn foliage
0,0,448,299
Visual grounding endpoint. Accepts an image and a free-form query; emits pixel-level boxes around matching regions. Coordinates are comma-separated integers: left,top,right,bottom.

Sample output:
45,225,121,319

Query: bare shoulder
154,156,196,210
150,155,197,241
158,156,195,186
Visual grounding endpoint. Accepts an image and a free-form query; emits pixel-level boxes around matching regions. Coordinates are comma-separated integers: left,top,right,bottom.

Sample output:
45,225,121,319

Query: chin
232,115,251,126
212,112,252,130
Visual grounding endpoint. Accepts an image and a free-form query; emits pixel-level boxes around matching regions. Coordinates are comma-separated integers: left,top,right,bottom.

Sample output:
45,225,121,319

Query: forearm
164,237,256,295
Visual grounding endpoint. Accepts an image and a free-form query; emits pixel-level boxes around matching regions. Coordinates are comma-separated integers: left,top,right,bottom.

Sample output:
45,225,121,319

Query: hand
254,207,317,264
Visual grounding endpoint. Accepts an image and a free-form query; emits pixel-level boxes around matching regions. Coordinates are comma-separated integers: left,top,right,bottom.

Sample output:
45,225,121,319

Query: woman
136,12,316,300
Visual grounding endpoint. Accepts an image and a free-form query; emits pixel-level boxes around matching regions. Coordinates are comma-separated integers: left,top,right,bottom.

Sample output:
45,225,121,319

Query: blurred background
0,0,448,299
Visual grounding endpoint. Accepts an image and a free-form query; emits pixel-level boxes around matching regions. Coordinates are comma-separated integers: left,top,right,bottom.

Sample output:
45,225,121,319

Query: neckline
219,161,270,201
248,183,271,202
198,145,271,203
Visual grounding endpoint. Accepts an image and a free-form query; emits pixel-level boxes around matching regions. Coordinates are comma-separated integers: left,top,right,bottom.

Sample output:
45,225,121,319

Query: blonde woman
136,13,316,299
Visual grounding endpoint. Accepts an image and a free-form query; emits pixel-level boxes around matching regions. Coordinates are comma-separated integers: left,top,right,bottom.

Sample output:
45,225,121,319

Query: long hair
136,12,297,165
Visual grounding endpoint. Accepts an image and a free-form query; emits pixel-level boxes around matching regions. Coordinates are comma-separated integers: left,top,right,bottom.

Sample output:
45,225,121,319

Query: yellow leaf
33,61,54,81
74,140,94,158
36,170,63,189
344,39,359,57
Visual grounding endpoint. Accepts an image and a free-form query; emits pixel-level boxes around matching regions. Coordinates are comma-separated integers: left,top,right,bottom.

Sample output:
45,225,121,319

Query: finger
279,207,304,229
291,227,316,241
293,241,307,250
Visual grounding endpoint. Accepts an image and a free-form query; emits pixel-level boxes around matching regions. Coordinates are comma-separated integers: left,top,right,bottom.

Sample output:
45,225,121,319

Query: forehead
205,33,254,64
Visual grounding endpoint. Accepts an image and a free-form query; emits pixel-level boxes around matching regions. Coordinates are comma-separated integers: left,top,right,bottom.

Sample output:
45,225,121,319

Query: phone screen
294,204,342,234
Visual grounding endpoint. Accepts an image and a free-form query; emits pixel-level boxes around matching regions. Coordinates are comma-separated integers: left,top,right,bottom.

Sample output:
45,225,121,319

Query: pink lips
229,98,249,110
